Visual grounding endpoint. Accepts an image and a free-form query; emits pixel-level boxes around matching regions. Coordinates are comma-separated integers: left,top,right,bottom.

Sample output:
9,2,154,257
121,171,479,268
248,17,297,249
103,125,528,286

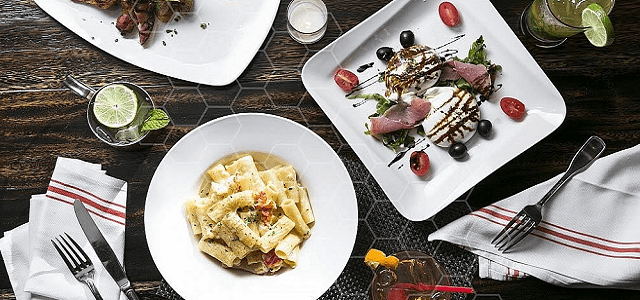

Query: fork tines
51,233,94,277
491,211,538,252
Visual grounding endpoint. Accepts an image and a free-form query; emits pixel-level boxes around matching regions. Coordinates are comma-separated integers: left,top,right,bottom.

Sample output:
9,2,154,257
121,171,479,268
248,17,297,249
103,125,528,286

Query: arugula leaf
355,94,418,152
348,93,387,102
416,124,426,136
460,35,503,72
141,109,170,132
464,36,488,65
454,78,474,93
381,129,415,153
349,93,396,117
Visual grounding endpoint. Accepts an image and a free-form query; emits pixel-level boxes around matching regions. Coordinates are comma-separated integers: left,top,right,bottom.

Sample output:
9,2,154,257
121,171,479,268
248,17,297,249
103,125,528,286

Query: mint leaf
141,109,170,132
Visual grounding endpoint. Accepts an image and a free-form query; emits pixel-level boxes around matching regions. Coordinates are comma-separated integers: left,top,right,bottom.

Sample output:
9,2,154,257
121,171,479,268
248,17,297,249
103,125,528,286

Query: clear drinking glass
287,0,328,44
370,251,451,300
63,75,154,148
520,0,614,48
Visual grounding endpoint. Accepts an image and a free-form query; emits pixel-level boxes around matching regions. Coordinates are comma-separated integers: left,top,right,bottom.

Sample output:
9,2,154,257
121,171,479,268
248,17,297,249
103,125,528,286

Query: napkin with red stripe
429,143,640,289
0,157,128,300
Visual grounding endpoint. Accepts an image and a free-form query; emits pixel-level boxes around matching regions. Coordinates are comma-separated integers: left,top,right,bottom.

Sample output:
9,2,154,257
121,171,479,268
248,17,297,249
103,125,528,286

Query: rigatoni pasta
184,153,314,274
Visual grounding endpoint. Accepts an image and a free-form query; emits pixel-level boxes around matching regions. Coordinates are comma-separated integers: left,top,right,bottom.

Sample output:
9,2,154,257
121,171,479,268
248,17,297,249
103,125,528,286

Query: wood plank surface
1,0,639,299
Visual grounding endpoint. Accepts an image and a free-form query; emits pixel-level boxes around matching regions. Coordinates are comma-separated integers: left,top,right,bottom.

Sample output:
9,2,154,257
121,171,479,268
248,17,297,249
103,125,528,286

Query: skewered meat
116,0,155,45
155,1,173,23
71,0,118,9
74,0,194,46
156,0,195,23
133,0,155,45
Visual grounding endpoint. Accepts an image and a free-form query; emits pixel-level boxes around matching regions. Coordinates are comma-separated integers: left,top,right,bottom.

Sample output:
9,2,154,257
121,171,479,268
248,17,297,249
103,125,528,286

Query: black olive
376,47,394,61
448,142,467,159
400,30,415,48
477,119,492,137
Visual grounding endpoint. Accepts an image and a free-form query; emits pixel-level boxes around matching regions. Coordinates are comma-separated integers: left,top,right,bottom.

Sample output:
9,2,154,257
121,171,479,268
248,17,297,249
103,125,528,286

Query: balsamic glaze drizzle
352,99,368,107
357,62,374,73
388,138,425,167
345,72,384,98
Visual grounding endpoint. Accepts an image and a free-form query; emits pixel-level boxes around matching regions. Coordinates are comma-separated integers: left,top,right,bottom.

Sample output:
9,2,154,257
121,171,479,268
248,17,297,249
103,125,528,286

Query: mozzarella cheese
383,45,442,101
421,87,480,147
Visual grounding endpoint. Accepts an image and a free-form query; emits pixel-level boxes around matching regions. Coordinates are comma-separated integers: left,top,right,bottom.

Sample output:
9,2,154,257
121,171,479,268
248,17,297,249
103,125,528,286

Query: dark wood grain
2,0,640,299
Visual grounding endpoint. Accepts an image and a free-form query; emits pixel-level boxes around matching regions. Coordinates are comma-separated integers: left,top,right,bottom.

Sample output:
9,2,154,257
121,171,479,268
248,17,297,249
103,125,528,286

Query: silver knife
74,199,139,300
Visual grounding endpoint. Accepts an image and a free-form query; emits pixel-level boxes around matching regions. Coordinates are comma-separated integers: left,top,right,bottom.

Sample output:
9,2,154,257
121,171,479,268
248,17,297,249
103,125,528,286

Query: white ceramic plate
301,0,566,221
34,0,279,86
145,113,357,300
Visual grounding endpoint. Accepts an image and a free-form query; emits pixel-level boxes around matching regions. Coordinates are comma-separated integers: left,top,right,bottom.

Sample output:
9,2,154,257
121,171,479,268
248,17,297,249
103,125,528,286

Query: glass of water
287,0,328,44
64,75,154,148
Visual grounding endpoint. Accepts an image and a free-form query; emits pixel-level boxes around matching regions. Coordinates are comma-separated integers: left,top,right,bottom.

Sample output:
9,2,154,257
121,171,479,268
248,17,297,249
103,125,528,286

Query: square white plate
35,0,279,86
301,0,566,221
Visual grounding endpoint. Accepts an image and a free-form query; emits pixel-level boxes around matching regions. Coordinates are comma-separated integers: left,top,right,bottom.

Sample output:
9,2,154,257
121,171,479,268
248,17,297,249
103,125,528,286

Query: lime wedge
581,3,614,47
93,84,139,128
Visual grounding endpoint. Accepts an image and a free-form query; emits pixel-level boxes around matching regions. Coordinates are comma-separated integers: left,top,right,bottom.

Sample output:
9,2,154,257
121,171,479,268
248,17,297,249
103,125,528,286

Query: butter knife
74,199,139,300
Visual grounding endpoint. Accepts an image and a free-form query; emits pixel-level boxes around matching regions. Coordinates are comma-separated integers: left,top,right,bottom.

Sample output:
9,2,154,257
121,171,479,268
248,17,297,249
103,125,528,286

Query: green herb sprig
141,108,170,132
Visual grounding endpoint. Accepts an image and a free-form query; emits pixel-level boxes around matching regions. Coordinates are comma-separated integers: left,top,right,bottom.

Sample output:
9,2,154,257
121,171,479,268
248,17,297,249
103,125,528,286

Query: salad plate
34,0,279,86
301,0,566,221
145,113,358,300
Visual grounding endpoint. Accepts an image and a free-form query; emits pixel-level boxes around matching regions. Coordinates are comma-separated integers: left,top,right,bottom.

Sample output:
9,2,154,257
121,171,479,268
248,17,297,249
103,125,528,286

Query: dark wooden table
1,0,639,299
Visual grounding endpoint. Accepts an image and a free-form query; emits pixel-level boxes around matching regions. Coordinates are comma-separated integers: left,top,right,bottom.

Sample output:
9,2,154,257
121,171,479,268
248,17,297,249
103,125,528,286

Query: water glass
287,0,328,44
63,75,154,148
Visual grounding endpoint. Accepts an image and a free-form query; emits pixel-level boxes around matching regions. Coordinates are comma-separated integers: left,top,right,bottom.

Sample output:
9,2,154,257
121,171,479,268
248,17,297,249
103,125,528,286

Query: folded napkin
0,157,128,300
429,143,640,290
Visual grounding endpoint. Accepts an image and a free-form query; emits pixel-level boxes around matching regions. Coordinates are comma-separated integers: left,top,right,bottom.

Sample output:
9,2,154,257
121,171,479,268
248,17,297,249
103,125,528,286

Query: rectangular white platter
302,0,566,221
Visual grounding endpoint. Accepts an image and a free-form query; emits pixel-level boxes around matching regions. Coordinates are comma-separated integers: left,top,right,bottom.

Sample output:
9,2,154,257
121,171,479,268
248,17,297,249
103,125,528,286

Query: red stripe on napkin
535,232,640,260
45,194,125,226
472,208,640,259
47,186,126,219
489,205,640,246
50,179,126,209
535,226,640,253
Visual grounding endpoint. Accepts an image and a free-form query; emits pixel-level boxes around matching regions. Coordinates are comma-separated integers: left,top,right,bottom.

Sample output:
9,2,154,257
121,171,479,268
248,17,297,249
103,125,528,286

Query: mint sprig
141,109,170,132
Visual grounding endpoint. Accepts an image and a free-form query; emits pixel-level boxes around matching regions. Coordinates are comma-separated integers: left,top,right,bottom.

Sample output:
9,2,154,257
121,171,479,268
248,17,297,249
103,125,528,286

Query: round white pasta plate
145,113,358,300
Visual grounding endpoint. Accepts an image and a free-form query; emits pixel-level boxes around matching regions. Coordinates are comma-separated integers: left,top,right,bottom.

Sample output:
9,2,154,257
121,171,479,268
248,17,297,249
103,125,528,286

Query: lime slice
93,84,139,128
581,3,614,47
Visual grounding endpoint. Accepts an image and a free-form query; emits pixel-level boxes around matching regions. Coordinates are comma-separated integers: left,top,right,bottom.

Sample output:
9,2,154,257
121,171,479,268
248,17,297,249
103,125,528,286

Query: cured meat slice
442,61,492,98
439,61,461,81
369,96,432,136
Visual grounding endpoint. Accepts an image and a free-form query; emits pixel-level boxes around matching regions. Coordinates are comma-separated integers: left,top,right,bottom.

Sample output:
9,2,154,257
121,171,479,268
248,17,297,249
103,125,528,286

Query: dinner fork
491,136,606,252
51,233,104,300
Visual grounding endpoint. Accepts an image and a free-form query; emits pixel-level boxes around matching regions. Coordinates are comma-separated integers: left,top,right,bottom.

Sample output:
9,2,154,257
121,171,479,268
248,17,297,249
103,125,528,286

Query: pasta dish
184,153,314,274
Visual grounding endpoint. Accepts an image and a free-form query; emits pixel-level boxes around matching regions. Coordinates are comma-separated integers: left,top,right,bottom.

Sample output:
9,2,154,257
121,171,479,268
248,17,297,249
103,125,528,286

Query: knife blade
74,199,139,300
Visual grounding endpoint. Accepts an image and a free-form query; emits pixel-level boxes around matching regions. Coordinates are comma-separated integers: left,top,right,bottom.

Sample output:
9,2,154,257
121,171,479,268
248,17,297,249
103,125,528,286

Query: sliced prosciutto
441,61,492,97
369,96,431,136
439,61,461,81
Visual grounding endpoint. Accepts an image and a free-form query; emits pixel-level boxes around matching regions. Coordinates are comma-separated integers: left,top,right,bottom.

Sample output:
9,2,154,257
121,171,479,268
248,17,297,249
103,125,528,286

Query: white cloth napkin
429,142,640,290
0,157,128,300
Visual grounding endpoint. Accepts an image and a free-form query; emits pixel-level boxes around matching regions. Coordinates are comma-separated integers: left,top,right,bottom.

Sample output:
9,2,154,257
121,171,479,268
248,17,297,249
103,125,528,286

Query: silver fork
491,136,606,253
51,233,104,300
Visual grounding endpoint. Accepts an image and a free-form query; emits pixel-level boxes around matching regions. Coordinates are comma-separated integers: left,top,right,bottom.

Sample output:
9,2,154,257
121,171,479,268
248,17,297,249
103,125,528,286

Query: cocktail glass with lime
64,76,165,148
520,0,614,48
